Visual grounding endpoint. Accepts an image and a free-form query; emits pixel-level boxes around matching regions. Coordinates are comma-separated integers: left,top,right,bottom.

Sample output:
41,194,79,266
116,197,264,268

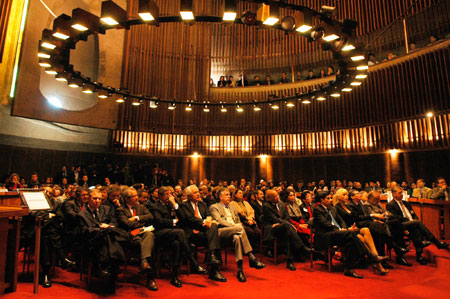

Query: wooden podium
0,191,29,294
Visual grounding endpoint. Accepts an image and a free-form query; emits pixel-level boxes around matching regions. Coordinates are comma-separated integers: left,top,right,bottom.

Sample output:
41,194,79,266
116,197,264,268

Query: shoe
344,269,363,279
146,278,158,291
416,256,428,265
209,269,227,282
237,270,246,282
367,252,388,263
393,245,410,255
42,274,52,288
396,256,412,267
249,258,266,269
60,258,75,270
418,241,431,248
381,261,394,269
93,267,111,279
139,261,151,274
436,241,450,249
286,261,296,271
190,265,208,274
372,263,389,275
209,253,221,266
170,277,182,288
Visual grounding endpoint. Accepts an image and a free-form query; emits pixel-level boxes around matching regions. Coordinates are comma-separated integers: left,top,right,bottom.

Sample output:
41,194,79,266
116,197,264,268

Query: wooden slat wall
112,112,450,156
118,41,450,135
0,0,14,62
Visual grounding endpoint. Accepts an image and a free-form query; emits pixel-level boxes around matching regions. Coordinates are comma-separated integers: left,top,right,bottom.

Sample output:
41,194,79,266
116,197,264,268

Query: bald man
262,189,312,271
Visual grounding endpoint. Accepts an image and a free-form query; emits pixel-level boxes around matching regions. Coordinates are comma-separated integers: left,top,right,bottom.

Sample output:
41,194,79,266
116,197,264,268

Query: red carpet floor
5,245,450,299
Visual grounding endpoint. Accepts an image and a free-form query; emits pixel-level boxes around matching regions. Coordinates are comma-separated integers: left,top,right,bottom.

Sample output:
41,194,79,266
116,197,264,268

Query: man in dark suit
430,177,450,201
180,185,226,282
313,191,385,278
386,186,449,265
79,189,128,293
62,187,89,262
262,190,311,271
210,187,265,283
116,187,158,291
149,186,207,288
102,185,123,213
55,165,74,185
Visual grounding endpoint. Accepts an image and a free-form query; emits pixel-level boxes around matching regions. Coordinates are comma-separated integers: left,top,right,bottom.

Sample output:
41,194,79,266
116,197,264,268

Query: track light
357,65,369,70
149,100,158,108
185,103,192,111
168,102,176,110
342,88,352,92
101,1,127,26
351,55,365,61
37,47,51,58
342,44,355,51
52,14,72,40
139,0,159,22
203,104,210,112
280,16,296,32
253,105,261,111
40,40,56,50
316,95,326,101
355,74,367,79
270,103,279,110
302,99,311,104
236,105,243,112
257,3,279,26
293,11,313,33
241,10,257,26
330,92,341,97
323,34,339,42
350,81,362,86
82,83,94,93
132,99,141,106
220,104,227,112
97,89,109,98
286,101,295,107
45,67,58,75
68,78,82,88
223,0,237,21
71,8,100,32
56,72,71,82
180,0,194,20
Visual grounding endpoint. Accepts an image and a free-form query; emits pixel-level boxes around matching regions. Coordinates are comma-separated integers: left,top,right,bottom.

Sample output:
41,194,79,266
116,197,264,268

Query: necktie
398,201,413,221
193,204,200,234
276,204,281,217
132,207,136,217
93,209,99,220
328,210,341,229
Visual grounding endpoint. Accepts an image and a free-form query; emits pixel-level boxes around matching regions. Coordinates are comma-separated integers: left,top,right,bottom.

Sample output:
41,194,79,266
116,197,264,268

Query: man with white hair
210,187,265,283
180,185,226,282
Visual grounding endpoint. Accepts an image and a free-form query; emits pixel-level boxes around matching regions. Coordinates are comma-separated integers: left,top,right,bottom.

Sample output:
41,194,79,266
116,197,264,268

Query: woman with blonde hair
333,188,388,275
230,189,260,248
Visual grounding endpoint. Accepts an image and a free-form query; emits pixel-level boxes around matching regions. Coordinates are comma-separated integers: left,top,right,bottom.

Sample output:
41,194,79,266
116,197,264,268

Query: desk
0,192,29,294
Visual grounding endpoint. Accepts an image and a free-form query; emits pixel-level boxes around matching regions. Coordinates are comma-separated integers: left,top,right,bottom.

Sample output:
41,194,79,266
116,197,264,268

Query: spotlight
52,14,72,40
168,102,176,110
350,81,362,86
270,103,279,110
132,99,141,106
280,16,296,32
40,40,56,50
45,67,58,75
323,34,339,42
149,100,158,108
68,78,82,88
82,83,94,93
302,99,311,104
351,55,365,61
37,45,52,58
220,105,228,112
38,57,52,67
293,11,313,33
180,0,194,20
138,0,159,23
71,8,100,32
185,103,192,111
223,0,237,21
342,44,355,51
253,105,261,111
426,112,433,118
357,65,369,70
203,104,210,112
316,95,326,101
56,72,70,82
286,101,295,107
342,87,352,92
236,105,244,112
330,92,340,97
101,0,127,26
310,27,325,40
47,97,63,108
97,89,109,98
257,3,279,26
241,10,257,26
355,74,367,79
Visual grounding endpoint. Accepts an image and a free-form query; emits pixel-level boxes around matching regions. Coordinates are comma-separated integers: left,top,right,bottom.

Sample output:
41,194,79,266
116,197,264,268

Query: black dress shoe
416,256,428,265
61,258,75,270
209,254,222,266
237,270,246,282
367,253,388,263
436,241,450,249
170,277,182,288
418,241,431,248
249,258,266,269
396,256,412,267
209,269,227,282
344,269,363,279
146,279,158,291
381,261,394,269
42,275,52,288
191,265,208,274
394,245,410,255
286,261,296,271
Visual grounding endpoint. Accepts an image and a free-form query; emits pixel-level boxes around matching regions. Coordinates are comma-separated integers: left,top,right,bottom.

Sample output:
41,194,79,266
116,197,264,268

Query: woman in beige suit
230,189,261,248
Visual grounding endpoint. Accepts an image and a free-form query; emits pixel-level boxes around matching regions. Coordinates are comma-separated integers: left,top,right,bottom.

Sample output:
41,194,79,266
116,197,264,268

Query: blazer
335,204,354,227
230,200,255,219
62,199,85,233
347,201,372,227
79,205,118,234
261,201,291,241
430,187,450,200
250,200,264,226
116,204,154,231
180,200,211,236
300,203,314,223
386,199,419,222
412,187,432,199
313,204,348,249
209,203,241,228
149,201,184,230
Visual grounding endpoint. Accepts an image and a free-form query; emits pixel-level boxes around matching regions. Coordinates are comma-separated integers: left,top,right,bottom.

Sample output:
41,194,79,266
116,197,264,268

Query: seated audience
210,187,265,282
282,190,311,243
217,76,227,88
430,177,449,201
230,189,261,248
412,179,432,198
314,191,388,278
265,75,274,85
386,186,449,265
262,190,312,271
279,72,289,84
236,74,248,87
6,173,22,191
227,75,236,87
306,70,315,80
